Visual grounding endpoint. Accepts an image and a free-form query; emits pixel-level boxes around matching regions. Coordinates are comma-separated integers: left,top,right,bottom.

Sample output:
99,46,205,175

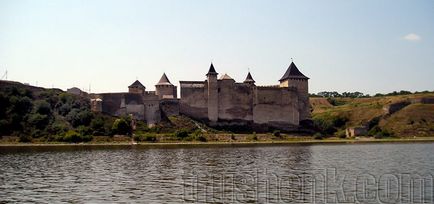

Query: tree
34,100,52,115
111,118,132,135
66,109,93,127
27,113,50,130
90,116,106,135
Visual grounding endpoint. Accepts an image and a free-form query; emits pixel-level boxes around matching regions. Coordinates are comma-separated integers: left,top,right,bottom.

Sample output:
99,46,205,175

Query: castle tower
243,72,255,85
155,73,177,99
206,63,219,123
279,61,310,121
128,80,146,95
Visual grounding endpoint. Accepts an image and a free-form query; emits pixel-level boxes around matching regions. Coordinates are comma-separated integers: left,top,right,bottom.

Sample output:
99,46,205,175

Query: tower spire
206,62,218,76
244,71,255,84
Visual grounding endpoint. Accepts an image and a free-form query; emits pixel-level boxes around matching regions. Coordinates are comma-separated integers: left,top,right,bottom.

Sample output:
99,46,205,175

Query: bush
61,130,92,143
34,100,52,115
18,135,32,143
134,133,157,142
90,117,105,135
250,132,258,141
196,135,207,142
368,126,382,136
313,114,348,134
112,118,132,135
66,109,93,127
175,129,189,139
27,113,50,130
273,130,281,137
376,129,393,139
313,133,324,140
334,129,346,138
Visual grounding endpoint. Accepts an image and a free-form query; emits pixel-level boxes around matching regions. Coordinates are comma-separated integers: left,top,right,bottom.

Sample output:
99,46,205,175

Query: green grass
310,93,434,137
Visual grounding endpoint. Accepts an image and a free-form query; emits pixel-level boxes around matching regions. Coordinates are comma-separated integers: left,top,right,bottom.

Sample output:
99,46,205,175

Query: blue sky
0,0,433,94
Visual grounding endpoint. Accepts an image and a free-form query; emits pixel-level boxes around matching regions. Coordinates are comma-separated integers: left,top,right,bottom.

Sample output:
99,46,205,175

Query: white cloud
403,33,421,42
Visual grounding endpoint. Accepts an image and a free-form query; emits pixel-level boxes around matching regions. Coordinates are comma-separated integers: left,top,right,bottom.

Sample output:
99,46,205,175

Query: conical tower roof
219,73,234,80
244,72,255,83
206,63,218,76
129,80,145,88
156,73,173,86
279,62,309,81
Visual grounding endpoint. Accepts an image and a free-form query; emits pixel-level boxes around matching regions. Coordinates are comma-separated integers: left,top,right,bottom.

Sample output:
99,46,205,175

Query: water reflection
1,143,433,203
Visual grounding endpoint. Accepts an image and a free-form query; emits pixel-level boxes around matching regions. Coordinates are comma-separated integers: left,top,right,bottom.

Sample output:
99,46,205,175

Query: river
1,143,433,203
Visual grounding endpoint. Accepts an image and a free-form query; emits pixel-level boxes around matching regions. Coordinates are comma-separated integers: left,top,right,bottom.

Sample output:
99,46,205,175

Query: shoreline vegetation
1,135,434,147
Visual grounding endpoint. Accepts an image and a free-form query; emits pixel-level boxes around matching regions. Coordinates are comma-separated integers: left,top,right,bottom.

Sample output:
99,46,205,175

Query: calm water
1,143,434,203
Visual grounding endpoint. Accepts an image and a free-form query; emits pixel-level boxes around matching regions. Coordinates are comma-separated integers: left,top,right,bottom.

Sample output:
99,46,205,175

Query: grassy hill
310,93,434,137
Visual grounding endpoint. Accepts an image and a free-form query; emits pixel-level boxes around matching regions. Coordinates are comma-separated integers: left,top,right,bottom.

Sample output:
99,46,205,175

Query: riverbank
1,136,434,147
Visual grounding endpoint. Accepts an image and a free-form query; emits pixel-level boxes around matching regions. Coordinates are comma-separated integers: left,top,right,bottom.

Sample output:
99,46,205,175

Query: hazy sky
1,0,433,94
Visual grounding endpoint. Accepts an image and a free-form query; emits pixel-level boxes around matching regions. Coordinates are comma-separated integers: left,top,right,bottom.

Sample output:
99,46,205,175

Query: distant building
346,127,368,137
88,61,311,130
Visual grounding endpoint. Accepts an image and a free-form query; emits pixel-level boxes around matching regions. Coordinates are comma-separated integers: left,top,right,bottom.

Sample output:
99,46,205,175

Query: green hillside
310,93,434,137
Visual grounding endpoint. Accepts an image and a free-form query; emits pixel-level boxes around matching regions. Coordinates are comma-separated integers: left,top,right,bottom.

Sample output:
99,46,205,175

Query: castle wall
179,82,208,120
217,81,253,121
160,99,180,117
253,87,299,126
89,92,161,126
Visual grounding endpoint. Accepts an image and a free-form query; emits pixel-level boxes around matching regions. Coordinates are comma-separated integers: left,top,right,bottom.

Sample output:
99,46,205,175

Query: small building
346,127,368,137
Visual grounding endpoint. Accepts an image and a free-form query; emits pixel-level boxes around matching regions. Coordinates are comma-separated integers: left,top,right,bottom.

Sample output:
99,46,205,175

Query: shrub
49,119,69,135
112,118,132,135
77,125,92,136
175,129,189,139
90,116,105,135
61,130,92,143
313,132,324,140
368,126,382,136
58,103,72,116
134,133,157,142
34,100,52,115
0,119,9,135
66,109,93,127
27,113,50,130
368,117,381,130
334,129,346,138
313,114,348,134
196,135,207,142
18,135,32,143
273,130,281,137
231,134,236,140
250,132,258,141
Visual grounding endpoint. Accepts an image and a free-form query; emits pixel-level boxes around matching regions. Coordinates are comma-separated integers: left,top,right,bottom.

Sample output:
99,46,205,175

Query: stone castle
88,62,310,131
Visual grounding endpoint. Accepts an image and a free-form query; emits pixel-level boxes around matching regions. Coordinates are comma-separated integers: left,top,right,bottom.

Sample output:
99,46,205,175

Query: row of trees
310,90,432,98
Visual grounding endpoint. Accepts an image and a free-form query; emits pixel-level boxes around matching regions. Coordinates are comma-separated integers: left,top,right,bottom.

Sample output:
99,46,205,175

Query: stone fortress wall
179,62,309,131
85,61,310,130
